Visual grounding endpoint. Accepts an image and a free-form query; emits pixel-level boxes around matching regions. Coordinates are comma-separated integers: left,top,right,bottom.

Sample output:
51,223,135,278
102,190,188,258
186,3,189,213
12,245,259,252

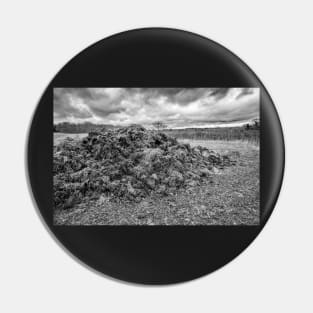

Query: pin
27,28,285,284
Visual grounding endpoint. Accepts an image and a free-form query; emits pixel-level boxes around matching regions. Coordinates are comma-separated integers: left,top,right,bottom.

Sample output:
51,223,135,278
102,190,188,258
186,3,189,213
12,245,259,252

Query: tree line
54,122,114,133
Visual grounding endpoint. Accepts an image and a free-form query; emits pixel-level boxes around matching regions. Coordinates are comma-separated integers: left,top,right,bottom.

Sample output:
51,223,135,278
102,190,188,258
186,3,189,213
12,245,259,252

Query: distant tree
129,123,143,128
245,123,250,130
152,121,167,131
253,119,260,129
53,124,58,132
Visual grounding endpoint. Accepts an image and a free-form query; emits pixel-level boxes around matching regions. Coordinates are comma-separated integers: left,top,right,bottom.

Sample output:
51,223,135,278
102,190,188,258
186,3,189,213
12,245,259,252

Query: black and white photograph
53,88,260,225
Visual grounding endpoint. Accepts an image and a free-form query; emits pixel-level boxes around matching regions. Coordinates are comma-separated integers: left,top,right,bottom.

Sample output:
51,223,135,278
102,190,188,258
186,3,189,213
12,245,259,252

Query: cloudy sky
54,88,259,128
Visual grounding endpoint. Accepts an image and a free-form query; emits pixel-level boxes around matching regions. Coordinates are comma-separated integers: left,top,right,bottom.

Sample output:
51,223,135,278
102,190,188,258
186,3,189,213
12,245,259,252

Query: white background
0,1,312,312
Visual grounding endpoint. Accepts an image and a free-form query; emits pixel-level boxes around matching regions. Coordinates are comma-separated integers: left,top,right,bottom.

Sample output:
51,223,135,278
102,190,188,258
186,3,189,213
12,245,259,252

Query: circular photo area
28,28,284,284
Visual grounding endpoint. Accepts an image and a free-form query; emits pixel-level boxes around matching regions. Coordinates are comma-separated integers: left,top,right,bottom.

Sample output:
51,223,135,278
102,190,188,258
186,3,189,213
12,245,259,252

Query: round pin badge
27,28,284,284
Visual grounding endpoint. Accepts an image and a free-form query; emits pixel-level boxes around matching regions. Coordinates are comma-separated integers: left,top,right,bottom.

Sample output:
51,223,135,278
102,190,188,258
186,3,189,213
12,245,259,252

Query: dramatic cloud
54,88,259,128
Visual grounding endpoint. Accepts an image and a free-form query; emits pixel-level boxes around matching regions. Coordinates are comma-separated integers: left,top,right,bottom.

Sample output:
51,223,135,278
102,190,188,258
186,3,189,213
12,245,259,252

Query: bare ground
54,135,259,225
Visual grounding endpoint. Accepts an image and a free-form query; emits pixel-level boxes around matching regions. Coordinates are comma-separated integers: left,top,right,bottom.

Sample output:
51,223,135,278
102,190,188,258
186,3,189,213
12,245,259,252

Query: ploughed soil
53,129,259,225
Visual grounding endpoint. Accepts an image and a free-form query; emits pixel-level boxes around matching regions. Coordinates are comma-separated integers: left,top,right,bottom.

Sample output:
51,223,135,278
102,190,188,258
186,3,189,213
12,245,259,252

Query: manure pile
53,126,235,209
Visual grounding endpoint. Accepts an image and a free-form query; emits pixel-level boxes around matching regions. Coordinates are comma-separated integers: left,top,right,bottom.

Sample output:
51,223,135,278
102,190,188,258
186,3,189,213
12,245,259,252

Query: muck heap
53,126,235,209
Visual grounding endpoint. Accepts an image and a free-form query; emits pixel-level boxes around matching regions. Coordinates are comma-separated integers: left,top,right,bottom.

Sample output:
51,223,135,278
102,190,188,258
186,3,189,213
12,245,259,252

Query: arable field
53,133,259,225
165,126,259,144
53,133,88,146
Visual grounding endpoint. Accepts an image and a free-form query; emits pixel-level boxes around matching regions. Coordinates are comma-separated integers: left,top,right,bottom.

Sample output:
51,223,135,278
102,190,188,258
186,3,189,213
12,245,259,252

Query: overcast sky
54,88,259,128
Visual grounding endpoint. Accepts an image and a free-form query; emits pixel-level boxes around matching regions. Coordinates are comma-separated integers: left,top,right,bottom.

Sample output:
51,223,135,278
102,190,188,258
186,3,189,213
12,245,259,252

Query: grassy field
165,127,259,144
53,133,259,225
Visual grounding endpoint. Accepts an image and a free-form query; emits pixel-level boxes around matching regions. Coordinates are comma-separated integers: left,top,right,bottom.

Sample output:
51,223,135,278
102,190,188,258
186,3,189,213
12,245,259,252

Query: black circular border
27,28,285,284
